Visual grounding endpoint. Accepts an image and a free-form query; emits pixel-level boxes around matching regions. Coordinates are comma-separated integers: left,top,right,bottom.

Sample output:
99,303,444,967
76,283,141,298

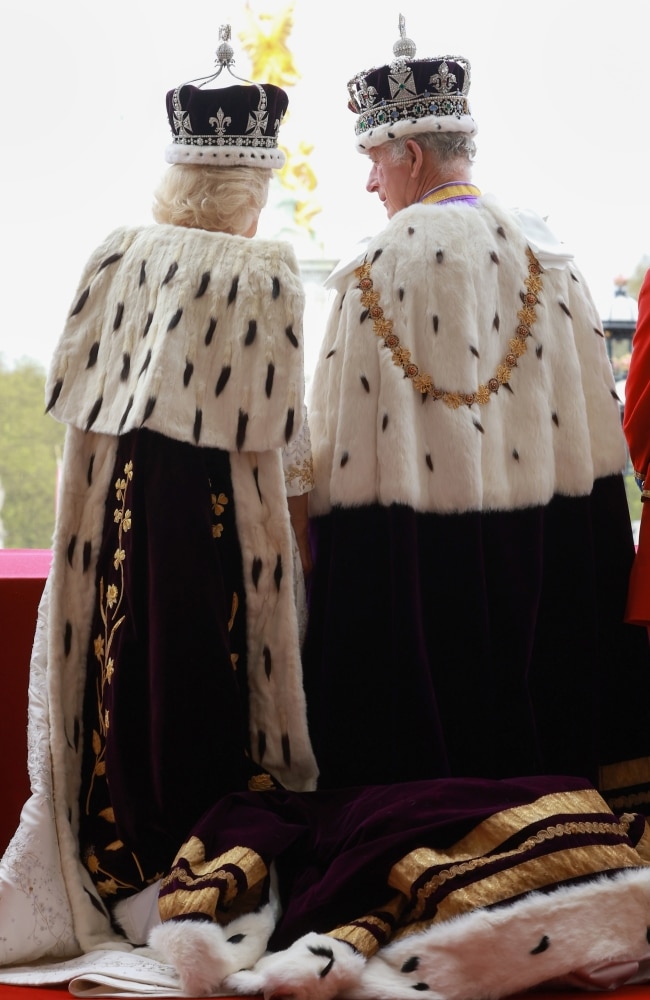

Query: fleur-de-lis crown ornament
164,24,289,168
346,14,477,153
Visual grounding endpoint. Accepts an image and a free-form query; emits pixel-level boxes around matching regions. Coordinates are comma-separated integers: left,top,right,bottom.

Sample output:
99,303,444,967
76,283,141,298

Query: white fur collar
46,224,306,452
310,197,625,516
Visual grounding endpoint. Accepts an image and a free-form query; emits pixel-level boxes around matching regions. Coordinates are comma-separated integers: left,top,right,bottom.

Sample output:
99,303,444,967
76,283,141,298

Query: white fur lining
149,905,278,995
161,868,650,1000
225,932,367,1000
349,868,650,1000
165,143,286,168
46,224,306,453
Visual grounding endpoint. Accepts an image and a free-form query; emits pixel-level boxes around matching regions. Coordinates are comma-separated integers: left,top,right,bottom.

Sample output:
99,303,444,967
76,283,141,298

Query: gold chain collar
355,247,543,408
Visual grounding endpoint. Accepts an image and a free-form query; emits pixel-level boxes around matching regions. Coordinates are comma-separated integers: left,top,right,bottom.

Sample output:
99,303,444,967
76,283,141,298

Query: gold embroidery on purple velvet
158,837,268,924
389,813,637,925
599,754,650,811
248,773,276,791
328,893,408,957
211,490,229,538
606,790,650,810
209,482,242,670
84,459,147,897
229,591,240,672
356,247,543,407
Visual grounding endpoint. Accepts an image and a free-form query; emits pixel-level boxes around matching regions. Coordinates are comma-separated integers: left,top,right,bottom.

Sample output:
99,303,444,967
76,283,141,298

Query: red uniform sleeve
623,269,650,490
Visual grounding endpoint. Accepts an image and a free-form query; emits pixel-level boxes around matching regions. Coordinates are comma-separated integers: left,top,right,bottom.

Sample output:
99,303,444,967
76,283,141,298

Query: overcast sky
1,0,648,371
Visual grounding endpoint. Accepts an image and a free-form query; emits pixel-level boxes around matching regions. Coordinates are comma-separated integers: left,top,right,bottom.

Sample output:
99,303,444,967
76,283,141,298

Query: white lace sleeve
283,406,314,497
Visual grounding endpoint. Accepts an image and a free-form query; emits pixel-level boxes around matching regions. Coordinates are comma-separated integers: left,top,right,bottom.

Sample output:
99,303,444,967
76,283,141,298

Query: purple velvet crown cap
347,17,477,153
165,81,289,168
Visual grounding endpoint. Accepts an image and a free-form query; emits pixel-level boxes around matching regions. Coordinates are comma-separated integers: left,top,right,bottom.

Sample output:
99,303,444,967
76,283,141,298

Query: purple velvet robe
302,475,650,806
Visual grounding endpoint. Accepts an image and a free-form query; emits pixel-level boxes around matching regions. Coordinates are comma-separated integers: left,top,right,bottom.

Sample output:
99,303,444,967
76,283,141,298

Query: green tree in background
0,358,66,548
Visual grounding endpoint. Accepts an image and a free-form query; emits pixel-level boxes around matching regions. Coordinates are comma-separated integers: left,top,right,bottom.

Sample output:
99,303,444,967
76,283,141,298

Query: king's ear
405,137,424,176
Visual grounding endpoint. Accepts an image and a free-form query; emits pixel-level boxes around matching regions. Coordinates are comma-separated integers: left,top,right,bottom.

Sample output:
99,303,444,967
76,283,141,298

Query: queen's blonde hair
152,163,272,235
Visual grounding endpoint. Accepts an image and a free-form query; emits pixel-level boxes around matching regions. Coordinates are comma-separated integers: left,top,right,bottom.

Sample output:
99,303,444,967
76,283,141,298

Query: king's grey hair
383,131,476,164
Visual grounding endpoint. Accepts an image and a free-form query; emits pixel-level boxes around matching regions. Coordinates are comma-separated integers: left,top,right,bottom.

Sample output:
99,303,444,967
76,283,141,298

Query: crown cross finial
216,24,235,69
393,13,417,61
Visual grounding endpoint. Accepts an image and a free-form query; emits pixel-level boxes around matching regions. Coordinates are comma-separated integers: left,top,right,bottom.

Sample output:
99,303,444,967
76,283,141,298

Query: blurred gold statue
238,3,300,89
279,140,318,196
238,3,322,238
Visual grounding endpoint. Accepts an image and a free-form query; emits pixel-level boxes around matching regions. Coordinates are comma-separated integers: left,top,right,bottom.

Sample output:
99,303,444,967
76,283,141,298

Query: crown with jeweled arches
347,14,477,153
164,24,288,169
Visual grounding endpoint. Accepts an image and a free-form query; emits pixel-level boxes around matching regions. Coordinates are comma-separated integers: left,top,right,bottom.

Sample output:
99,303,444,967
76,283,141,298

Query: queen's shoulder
86,223,300,275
